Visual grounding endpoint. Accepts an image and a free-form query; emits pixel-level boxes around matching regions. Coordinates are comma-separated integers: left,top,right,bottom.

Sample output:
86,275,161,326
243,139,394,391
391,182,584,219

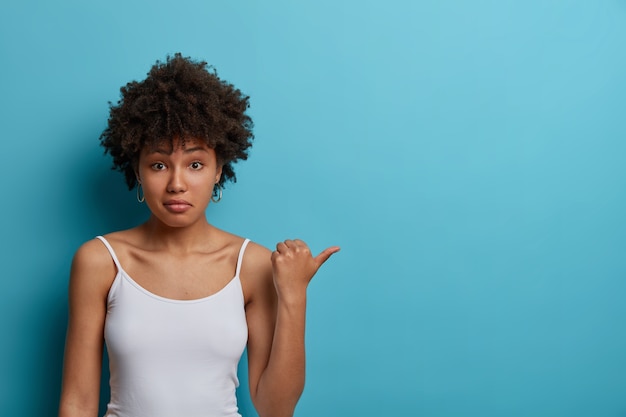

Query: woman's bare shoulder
72,238,112,269
243,240,273,267
91,228,148,262
71,227,141,281
99,227,143,247
239,240,273,295
70,238,117,296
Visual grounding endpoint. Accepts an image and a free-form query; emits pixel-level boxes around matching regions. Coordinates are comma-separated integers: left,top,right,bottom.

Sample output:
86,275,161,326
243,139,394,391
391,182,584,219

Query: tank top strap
95,235,123,272
235,238,251,278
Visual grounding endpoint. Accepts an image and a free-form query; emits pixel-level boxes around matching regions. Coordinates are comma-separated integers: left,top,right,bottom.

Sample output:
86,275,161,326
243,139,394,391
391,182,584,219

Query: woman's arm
58,240,114,417
243,239,339,417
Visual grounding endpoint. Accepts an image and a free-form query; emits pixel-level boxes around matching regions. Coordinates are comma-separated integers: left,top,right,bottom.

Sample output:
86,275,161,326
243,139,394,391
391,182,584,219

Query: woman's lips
164,199,192,213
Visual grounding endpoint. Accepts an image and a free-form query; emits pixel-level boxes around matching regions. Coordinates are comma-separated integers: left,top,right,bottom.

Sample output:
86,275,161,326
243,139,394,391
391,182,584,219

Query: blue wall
2,1,626,416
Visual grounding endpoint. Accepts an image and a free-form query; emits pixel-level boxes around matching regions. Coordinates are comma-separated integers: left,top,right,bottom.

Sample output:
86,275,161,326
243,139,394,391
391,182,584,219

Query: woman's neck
139,215,216,254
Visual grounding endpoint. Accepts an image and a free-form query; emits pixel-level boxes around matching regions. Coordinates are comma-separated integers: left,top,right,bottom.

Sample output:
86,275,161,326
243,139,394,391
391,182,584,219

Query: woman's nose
167,168,186,193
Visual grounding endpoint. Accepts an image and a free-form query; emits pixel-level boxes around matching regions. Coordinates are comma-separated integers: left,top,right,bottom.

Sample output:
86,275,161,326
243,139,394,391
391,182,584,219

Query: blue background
2,1,626,416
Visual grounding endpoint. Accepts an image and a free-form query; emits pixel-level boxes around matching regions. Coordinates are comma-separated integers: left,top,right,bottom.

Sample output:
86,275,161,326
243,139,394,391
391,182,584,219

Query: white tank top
96,236,249,417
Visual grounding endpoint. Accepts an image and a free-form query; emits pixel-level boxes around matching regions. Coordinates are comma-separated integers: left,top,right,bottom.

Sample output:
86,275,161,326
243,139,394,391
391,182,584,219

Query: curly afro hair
100,53,254,192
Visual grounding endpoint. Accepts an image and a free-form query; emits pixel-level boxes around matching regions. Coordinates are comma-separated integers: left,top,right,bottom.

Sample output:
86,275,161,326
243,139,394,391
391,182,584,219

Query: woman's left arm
243,239,339,417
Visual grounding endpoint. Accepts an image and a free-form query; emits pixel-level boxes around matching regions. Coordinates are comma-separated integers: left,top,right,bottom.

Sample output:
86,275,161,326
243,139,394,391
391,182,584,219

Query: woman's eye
190,161,203,170
151,162,166,170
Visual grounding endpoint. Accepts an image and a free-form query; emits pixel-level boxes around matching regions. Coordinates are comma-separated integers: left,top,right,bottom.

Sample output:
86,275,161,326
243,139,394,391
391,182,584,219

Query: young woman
58,53,339,417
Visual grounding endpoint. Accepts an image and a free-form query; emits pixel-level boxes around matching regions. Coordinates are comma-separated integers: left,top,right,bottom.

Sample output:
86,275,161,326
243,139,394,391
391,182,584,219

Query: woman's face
137,138,222,228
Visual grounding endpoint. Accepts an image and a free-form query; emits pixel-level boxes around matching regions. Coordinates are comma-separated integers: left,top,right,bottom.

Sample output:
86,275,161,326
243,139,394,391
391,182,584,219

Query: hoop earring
136,183,145,203
211,183,222,203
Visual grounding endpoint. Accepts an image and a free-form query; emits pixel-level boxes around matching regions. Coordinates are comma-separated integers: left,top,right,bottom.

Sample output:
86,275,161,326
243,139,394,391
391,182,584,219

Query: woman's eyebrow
145,146,209,155
183,146,209,154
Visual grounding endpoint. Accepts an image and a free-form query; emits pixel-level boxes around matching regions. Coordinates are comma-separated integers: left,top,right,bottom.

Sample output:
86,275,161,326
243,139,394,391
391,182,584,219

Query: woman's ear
215,164,223,184
133,162,141,184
